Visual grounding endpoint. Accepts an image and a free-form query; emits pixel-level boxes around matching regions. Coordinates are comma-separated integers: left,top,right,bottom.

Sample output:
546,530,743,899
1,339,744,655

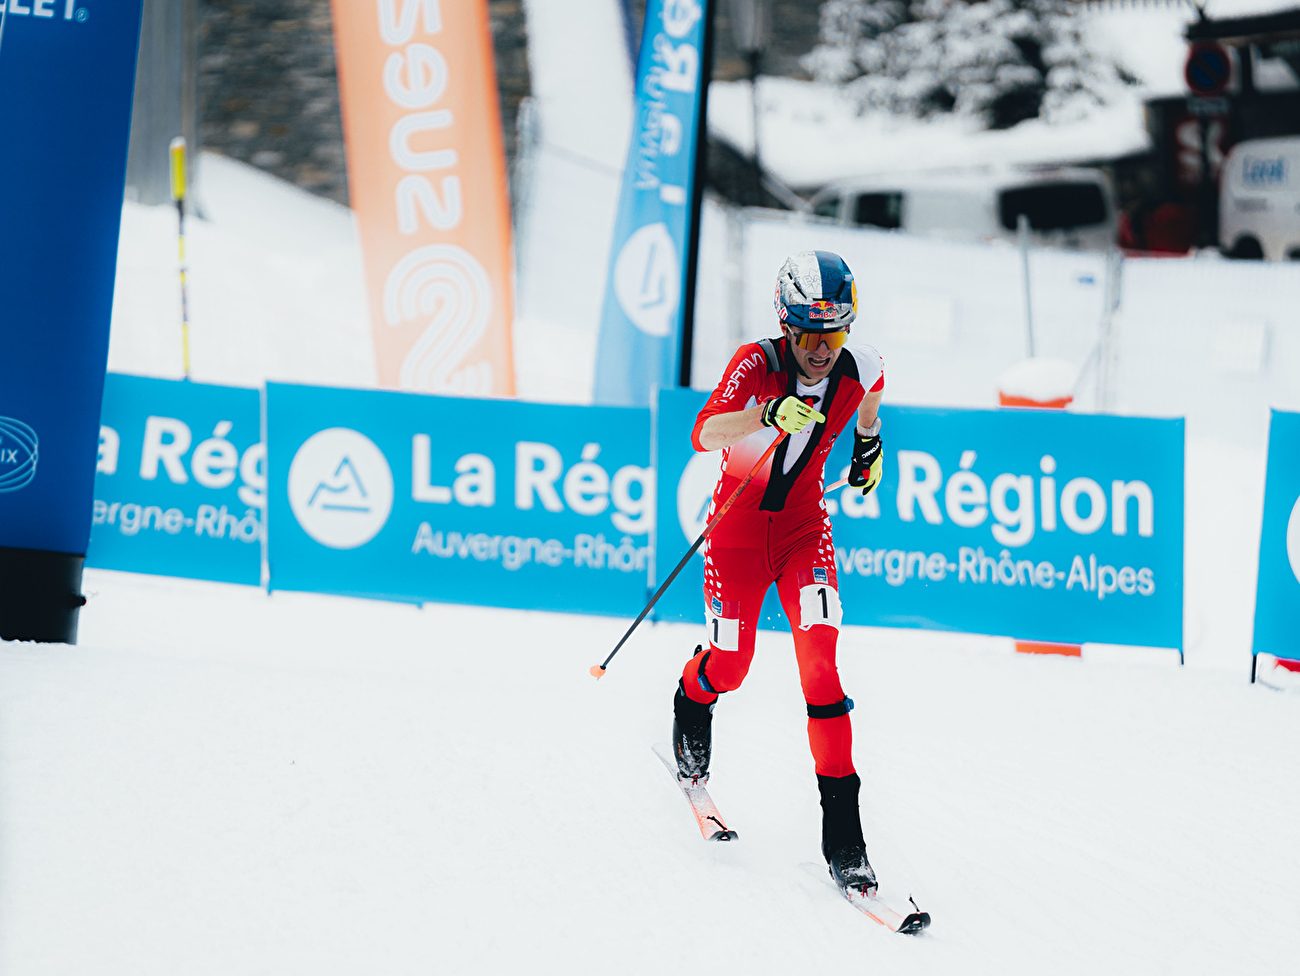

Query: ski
800,862,931,935
651,743,738,842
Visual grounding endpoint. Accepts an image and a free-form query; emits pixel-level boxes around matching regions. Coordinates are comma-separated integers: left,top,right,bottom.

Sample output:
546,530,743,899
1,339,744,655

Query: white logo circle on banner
614,222,679,338
1287,493,1300,585
677,451,723,552
288,428,393,549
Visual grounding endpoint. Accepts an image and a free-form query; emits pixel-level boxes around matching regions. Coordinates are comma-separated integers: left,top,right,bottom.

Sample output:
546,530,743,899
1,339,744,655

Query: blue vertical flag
0,1,145,636
0,1,145,553
594,0,710,406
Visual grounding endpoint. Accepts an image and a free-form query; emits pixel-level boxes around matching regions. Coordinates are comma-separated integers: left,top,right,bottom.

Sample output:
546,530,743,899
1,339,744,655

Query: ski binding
801,862,931,935
652,743,738,842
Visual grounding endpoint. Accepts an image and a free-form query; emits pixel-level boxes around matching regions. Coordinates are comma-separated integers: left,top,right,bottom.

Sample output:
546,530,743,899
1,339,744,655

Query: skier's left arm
848,351,885,495
856,390,882,431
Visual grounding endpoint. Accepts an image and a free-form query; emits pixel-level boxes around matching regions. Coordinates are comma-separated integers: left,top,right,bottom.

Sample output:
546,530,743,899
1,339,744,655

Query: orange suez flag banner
330,0,515,395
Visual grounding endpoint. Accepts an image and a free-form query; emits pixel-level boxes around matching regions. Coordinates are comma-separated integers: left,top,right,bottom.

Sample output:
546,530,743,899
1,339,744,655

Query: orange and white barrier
330,0,516,396
997,358,1081,658
996,357,1076,411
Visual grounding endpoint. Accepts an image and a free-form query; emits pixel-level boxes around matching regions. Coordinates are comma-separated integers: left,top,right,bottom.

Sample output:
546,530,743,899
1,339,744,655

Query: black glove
847,421,883,495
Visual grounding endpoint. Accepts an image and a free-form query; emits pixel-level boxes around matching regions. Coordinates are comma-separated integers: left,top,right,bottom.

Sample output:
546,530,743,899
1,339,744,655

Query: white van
807,167,1118,251
1220,137,1300,261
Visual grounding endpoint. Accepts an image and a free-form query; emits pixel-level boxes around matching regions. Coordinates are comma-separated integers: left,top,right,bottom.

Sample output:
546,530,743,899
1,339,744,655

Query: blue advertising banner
655,388,1185,649
1251,410,1300,665
593,0,710,406
0,0,144,554
86,375,264,586
266,384,654,615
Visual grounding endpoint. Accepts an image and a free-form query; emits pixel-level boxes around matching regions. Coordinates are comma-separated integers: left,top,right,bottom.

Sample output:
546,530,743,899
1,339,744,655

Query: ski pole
590,431,787,680
170,136,192,380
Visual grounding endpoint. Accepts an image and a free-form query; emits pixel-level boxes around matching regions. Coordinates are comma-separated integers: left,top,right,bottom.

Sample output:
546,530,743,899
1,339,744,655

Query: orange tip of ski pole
590,664,606,679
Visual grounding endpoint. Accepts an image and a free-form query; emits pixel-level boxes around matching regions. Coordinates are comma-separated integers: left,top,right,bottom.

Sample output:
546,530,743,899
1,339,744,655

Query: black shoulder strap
757,337,783,372
758,344,858,512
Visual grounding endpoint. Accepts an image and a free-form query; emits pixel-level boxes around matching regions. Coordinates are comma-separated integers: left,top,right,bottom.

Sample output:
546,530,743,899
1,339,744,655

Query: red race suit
682,335,884,777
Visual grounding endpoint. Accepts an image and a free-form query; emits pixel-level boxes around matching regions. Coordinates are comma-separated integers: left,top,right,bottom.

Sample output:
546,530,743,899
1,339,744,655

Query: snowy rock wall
196,0,532,206
198,0,349,203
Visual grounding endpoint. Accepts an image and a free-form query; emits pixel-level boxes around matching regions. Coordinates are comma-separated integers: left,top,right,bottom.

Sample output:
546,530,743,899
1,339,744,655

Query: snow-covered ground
109,153,377,390
7,5,1297,971
2,569,1298,974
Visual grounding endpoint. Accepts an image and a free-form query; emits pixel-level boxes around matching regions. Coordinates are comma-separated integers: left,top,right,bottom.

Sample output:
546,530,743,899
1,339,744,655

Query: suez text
380,0,464,235
97,420,655,532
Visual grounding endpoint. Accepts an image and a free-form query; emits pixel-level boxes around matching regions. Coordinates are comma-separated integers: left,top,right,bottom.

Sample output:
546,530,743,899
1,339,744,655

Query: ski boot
818,772,878,896
672,668,714,784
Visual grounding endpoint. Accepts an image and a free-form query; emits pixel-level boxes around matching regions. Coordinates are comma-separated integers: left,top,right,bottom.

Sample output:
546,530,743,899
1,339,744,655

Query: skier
672,250,885,895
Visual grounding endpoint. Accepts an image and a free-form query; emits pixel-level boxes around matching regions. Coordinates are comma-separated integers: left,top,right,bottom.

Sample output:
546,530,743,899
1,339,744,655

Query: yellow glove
760,395,825,435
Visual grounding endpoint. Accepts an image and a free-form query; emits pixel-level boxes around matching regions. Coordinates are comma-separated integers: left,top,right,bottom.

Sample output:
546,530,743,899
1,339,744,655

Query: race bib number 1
704,598,740,651
798,583,842,631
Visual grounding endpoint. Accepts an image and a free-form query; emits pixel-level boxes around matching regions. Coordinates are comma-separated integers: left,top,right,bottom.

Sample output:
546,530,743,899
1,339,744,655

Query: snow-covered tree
804,0,1126,130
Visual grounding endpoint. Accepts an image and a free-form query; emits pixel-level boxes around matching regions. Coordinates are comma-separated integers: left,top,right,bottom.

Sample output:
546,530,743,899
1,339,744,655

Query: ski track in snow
2,570,1297,975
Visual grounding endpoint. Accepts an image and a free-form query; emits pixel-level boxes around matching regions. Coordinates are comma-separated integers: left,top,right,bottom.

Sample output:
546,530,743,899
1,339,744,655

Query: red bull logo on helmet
808,301,838,320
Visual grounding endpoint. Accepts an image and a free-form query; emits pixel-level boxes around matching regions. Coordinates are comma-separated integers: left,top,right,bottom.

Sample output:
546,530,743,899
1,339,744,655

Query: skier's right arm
697,405,766,451
696,345,764,452
693,345,822,450
691,345,769,451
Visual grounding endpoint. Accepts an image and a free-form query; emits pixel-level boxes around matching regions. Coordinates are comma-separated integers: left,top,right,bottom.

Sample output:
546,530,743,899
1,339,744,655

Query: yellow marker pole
169,136,191,379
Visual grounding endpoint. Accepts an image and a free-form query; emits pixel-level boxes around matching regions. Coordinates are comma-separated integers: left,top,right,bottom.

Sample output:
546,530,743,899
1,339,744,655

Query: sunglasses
789,327,850,351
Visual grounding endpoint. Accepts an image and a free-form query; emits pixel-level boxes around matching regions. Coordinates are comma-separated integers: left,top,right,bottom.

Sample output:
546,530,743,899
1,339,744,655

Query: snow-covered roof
707,77,1150,189
811,165,1110,198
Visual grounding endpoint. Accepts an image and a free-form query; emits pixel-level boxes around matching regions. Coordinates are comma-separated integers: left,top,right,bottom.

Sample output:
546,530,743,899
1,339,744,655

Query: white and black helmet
774,250,858,330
